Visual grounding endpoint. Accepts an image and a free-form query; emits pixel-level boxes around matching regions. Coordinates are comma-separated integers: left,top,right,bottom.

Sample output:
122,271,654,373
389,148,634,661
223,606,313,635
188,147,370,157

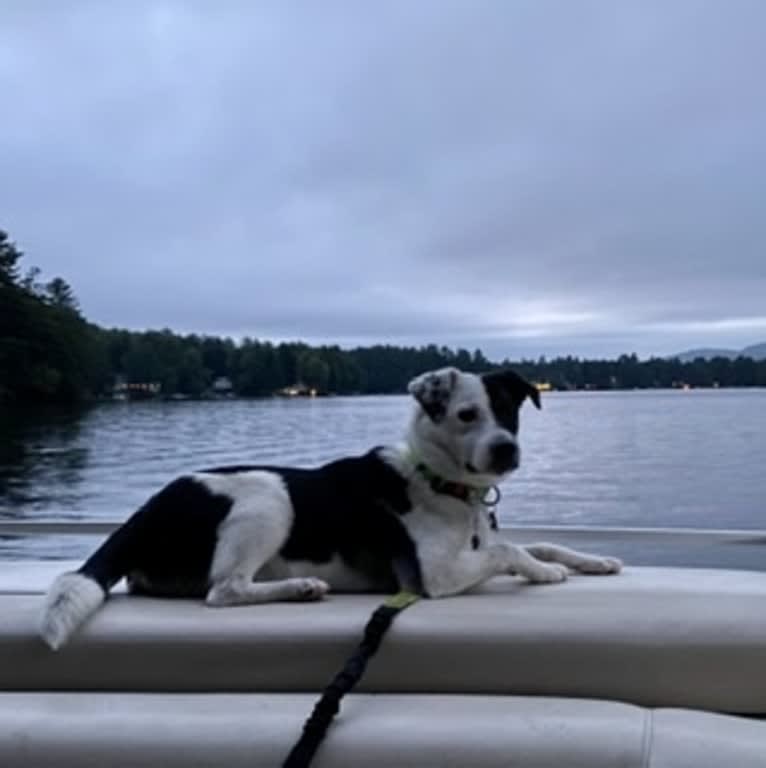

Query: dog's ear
482,369,541,410
407,367,459,422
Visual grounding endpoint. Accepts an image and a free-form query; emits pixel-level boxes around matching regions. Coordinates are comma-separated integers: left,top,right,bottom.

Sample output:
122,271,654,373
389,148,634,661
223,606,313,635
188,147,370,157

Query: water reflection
0,406,91,518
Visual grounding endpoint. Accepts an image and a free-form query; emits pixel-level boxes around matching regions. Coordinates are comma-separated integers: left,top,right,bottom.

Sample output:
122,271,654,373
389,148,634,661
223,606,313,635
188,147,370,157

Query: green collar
403,447,502,508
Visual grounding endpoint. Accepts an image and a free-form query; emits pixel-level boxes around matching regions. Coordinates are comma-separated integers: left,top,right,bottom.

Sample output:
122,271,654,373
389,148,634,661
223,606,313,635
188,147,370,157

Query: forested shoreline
2,229,765,404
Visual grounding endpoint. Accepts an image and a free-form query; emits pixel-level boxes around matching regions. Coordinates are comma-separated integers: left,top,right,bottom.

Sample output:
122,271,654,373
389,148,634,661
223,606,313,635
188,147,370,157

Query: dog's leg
425,542,569,598
204,499,330,607
523,543,622,575
206,575,329,607
503,543,571,583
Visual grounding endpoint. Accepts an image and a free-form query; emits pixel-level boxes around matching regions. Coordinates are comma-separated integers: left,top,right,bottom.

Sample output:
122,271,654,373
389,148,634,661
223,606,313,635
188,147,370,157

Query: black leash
281,591,420,768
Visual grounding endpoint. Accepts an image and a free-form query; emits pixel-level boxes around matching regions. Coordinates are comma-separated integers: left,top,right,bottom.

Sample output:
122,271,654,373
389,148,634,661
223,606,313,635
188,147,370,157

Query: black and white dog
40,367,621,650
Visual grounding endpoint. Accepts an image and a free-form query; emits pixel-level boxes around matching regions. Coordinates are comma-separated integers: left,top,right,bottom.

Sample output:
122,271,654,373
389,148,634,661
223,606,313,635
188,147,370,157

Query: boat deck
1,526,765,766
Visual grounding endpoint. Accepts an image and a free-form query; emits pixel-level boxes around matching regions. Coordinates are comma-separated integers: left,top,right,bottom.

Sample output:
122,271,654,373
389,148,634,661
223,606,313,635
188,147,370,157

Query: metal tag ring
481,485,502,508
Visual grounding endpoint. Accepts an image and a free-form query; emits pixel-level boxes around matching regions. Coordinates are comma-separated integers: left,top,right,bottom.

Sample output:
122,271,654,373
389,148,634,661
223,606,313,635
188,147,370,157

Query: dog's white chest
404,499,486,557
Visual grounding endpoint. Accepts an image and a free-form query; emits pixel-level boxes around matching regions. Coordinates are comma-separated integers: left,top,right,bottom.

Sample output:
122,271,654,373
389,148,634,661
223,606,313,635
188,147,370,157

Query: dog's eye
457,407,479,423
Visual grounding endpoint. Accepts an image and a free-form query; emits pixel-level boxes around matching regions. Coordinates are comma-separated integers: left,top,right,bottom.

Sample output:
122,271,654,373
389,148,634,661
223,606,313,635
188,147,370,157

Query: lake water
1,389,765,559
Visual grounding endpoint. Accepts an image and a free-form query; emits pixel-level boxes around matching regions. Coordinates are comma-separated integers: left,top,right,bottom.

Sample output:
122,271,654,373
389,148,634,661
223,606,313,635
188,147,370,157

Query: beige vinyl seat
1,561,765,766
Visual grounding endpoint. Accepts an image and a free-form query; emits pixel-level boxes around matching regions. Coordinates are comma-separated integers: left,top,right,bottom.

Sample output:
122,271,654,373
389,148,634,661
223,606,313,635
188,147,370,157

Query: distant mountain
741,342,766,360
674,342,766,362
674,347,738,362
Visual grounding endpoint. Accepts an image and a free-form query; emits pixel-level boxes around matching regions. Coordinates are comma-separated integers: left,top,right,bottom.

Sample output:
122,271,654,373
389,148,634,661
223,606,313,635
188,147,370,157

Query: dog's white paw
527,563,569,584
294,578,330,601
576,556,623,575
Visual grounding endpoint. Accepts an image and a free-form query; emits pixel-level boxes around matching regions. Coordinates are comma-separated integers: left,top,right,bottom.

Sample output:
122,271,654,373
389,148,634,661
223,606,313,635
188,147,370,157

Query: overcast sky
2,1,765,359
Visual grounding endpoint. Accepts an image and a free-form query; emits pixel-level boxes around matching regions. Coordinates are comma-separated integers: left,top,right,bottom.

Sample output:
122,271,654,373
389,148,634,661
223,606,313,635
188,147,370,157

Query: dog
39,367,621,650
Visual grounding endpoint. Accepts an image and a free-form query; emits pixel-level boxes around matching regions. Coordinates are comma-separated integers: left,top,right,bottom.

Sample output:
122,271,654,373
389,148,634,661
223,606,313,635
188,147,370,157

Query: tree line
2,228,765,404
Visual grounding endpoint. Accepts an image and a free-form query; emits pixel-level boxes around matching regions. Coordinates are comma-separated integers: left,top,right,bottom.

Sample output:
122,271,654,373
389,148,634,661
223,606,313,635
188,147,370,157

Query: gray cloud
2,0,765,359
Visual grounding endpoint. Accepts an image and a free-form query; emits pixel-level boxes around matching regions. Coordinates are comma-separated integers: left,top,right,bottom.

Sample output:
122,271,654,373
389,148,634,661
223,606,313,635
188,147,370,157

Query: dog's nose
489,439,519,473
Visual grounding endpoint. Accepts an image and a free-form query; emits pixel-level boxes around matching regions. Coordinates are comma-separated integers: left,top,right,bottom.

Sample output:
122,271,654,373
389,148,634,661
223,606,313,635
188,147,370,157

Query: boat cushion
0,693,763,768
1,565,766,713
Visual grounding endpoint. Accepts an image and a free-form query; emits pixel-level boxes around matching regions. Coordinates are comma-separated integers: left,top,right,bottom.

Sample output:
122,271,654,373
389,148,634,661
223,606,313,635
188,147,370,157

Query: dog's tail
39,571,107,651
39,516,138,650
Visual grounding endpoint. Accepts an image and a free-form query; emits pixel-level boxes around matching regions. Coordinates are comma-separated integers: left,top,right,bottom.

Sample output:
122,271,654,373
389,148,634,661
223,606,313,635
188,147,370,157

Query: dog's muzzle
488,438,519,474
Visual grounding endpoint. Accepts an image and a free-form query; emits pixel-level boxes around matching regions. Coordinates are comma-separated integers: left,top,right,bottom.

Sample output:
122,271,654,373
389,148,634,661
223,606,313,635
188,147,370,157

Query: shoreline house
211,377,234,398
275,382,319,397
112,376,161,400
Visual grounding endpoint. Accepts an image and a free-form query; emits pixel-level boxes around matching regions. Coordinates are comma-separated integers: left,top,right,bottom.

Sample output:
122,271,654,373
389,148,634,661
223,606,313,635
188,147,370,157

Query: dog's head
407,367,541,486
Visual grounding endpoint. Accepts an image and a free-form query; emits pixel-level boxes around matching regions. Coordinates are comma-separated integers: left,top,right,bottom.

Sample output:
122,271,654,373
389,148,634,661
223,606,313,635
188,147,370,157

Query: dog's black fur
80,448,420,599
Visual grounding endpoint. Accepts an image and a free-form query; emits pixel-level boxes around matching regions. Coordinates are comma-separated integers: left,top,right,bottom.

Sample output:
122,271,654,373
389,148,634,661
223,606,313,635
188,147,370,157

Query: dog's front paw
576,556,623,575
294,577,330,601
526,562,569,584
